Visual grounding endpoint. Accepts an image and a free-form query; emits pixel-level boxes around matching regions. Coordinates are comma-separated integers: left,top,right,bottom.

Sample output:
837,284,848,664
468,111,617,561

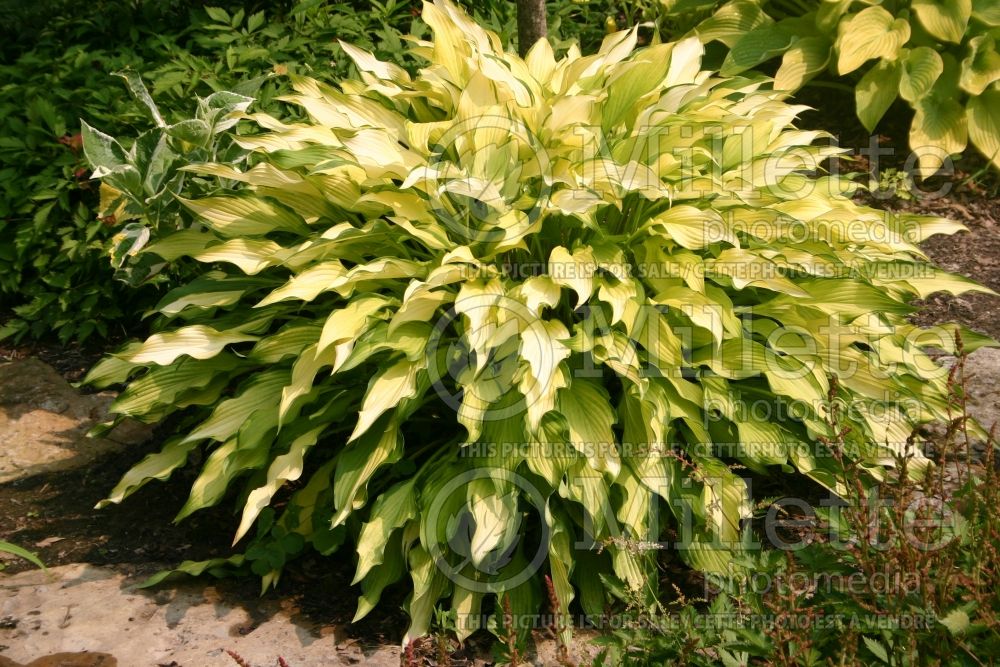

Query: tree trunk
515,0,548,57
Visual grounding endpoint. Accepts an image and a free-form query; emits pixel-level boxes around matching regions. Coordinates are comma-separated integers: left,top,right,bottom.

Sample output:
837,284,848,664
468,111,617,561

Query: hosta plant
82,71,254,287
86,0,993,644
692,0,1000,175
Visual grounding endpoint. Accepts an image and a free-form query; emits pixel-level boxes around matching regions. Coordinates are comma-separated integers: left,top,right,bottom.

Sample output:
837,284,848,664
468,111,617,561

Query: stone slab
0,360,150,484
0,565,399,667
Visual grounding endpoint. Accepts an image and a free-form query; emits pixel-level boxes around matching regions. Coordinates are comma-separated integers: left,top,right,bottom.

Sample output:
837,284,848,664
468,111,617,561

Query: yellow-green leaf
856,59,901,132
557,378,620,477
900,47,944,102
180,195,311,237
836,7,910,75
968,87,1000,170
912,0,971,44
911,94,969,176
774,36,831,92
960,34,1000,95
696,1,773,48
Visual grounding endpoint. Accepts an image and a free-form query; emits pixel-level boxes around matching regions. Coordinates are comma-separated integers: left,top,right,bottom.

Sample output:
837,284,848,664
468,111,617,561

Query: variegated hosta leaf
84,0,995,645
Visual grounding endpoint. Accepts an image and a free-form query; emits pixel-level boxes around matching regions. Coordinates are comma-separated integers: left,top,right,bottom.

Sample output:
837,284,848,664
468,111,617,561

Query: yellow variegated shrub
85,0,993,643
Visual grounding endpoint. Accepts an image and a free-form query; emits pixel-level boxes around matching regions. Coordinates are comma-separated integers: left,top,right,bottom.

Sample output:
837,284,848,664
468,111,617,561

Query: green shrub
688,0,1000,175
0,0,417,344
85,0,993,645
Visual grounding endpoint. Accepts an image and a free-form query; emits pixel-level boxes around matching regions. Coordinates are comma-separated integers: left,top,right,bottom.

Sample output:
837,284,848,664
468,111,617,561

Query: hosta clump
86,0,992,643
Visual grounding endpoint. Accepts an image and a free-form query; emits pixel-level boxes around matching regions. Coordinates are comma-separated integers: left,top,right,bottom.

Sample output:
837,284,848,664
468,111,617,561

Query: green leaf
354,531,406,622
697,1,773,48
468,487,519,568
140,555,245,588
333,419,403,527
113,70,165,128
545,505,576,647
518,318,571,432
602,46,671,130
912,0,971,44
185,370,287,445
403,545,447,644
557,378,620,477
836,7,911,75
549,244,596,306
856,59,901,132
167,119,211,147
0,541,46,570
80,121,128,177
972,0,1000,25
198,91,254,132
247,10,266,33
98,437,201,507
109,223,151,269
862,636,890,663
111,354,240,416
235,425,327,542
720,23,795,76
179,195,311,238
204,6,229,23
643,205,733,250
968,87,1000,170
349,358,424,443
900,47,944,102
353,479,417,584
774,36,831,92
960,34,1000,95
911,92,969,176
815,0,853,32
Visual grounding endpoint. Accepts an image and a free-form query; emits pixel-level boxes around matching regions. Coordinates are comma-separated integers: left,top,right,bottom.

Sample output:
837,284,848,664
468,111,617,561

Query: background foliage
687,0,1000,176
0,0,417,343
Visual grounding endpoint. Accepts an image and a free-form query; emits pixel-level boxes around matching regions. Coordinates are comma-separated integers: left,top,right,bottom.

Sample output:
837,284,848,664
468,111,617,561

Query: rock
963,347,1000,434
0,359,152,484
0,653,117,667
0,565,400,667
